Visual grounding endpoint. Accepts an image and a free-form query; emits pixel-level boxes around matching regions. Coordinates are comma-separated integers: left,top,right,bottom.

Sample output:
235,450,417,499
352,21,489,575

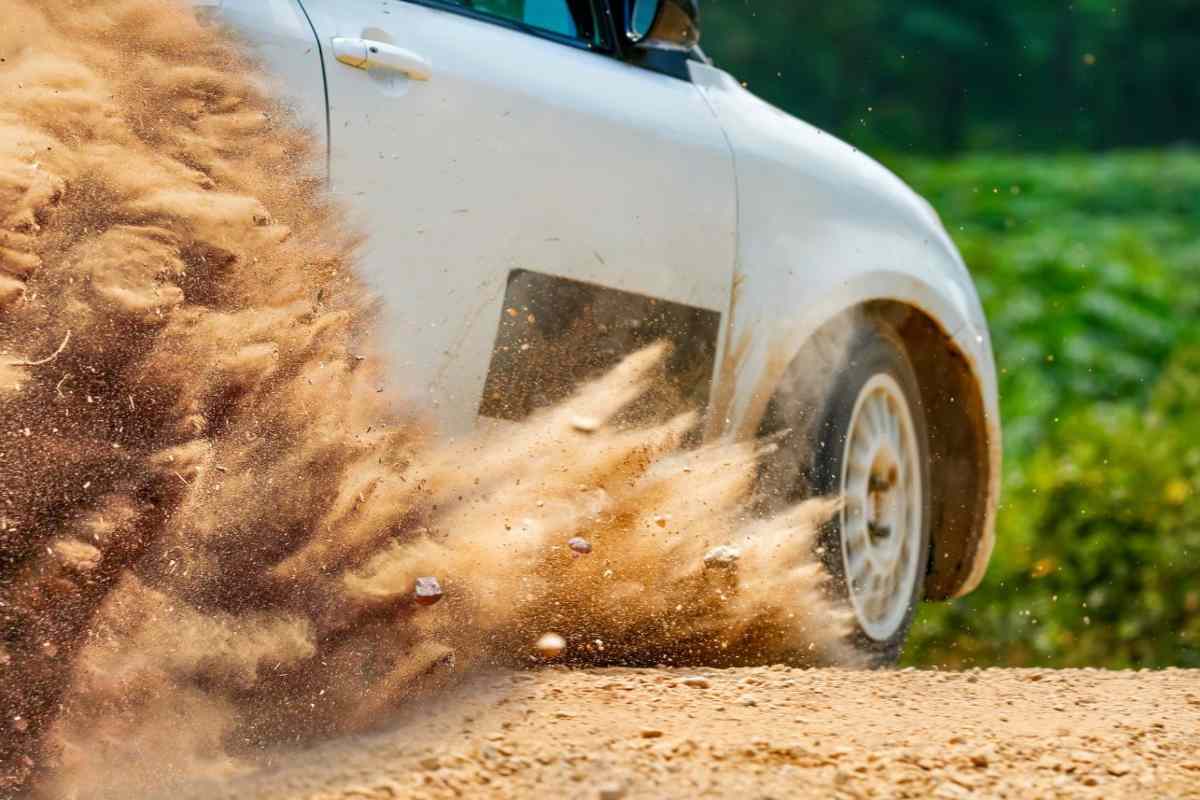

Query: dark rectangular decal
479,269,721,422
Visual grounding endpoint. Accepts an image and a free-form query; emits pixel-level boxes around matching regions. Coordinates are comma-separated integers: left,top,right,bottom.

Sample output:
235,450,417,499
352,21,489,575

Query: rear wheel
760,316,931,664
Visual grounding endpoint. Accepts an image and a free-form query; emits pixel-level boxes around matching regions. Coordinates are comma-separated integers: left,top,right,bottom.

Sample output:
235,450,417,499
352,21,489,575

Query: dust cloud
0,1,851,797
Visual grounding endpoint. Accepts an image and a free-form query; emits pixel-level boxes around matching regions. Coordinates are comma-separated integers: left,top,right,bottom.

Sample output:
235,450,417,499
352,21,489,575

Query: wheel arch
875,301,994,600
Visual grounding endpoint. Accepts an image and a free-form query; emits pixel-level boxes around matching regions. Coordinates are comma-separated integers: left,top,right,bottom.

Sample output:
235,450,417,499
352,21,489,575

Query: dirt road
177,667,1200,800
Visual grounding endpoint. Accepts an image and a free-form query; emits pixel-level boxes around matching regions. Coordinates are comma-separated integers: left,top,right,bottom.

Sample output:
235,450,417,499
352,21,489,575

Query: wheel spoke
846,546,869,582
846,466,870,500
869,397,888,442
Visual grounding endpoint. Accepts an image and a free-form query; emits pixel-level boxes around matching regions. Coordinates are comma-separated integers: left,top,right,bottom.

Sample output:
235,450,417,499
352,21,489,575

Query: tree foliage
702,1,1200,154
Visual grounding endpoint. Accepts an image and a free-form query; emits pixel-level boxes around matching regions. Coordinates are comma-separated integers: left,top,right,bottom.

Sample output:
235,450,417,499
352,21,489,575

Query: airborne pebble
535,632,566,658
570,415,601,433
413,576,444,606
703,545,741,570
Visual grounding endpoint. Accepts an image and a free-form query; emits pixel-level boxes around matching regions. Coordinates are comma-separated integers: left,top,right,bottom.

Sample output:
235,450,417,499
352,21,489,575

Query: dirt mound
0,2,849,797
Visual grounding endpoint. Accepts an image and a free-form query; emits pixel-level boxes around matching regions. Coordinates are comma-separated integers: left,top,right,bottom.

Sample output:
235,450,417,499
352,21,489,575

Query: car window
440,0,602,45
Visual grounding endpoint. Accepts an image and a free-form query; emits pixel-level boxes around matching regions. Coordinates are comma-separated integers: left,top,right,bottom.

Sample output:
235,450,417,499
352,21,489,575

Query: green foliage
896,151,1200,667
907,347,1200,668
702,1,1200,154
696,3,1200,667
893,151,1200,462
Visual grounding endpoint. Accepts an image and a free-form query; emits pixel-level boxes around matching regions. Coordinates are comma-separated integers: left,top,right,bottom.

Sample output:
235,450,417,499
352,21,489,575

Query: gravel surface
179,667,1200,800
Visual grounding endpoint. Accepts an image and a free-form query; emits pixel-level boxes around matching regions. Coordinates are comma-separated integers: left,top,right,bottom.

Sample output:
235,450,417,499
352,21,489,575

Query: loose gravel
179,667,1200,800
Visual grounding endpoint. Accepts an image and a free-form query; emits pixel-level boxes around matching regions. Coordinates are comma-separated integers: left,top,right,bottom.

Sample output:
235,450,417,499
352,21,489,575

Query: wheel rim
839,373,923,642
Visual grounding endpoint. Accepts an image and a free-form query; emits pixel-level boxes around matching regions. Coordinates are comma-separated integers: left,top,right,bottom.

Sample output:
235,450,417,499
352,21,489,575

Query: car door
296,0,737,431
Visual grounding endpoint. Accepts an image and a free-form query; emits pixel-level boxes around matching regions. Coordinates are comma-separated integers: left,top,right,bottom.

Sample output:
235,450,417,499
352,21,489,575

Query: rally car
205,0,1000,660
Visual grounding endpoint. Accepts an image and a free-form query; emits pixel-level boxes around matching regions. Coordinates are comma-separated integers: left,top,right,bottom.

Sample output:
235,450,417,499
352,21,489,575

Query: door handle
332,37,432,81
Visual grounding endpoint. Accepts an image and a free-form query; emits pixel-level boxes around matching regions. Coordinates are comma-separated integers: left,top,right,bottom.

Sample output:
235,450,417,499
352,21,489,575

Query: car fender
693,64,999,597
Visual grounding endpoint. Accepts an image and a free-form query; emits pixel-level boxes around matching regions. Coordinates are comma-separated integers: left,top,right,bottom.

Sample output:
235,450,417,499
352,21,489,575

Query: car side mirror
627,0,700,49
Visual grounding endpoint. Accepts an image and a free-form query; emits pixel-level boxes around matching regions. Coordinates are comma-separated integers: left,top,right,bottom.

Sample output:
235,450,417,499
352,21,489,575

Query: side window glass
442,0,600,44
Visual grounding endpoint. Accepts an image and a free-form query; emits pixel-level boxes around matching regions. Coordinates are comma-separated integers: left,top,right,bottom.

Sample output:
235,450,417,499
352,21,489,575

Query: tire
759,315,932,665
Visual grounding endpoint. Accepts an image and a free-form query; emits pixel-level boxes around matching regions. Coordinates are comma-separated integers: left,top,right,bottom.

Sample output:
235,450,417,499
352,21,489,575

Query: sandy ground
174,667,1200,800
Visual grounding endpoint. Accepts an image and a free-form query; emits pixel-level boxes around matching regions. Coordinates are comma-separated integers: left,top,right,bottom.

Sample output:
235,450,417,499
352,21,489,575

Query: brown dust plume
0,1,852,796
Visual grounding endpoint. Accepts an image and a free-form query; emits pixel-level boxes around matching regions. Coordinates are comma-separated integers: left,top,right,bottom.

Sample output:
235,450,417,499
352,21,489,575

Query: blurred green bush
892,151,1200,667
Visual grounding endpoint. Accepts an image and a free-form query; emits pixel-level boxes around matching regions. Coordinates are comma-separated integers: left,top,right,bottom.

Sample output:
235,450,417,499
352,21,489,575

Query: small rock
1106,763,1131,777
653,515,670,528
568,537,593,555
932,781,969,799
949,773,979,790
413,576,444,606
703,545,740,570
739,694,758,707
535,632,566,659
597,782,627,800
682,676,710,689
640,729,664,739
419,755,441,770
969,751,990,768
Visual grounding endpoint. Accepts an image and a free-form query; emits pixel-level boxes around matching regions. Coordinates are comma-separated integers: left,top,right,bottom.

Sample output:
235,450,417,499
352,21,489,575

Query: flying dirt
0,2,851,796
5,4,1198,800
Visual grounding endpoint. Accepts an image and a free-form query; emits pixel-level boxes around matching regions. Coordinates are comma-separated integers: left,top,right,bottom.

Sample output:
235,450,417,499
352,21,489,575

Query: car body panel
691,64,998,596
214,0,997,597
292,0,738,425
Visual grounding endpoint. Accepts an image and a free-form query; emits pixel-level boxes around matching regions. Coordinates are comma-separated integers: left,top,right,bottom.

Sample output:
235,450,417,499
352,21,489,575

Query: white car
210,0,1000,661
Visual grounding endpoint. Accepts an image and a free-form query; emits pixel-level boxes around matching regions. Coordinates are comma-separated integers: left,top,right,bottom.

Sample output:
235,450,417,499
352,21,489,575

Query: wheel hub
866,449,901,542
